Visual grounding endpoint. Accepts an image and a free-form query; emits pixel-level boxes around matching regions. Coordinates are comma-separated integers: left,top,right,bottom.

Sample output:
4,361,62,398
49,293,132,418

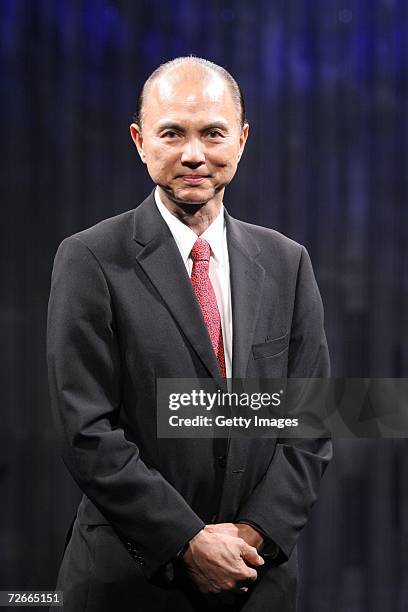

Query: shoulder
236,218,301,248
54,208,137,269
226,214,305,264
66,208,135,253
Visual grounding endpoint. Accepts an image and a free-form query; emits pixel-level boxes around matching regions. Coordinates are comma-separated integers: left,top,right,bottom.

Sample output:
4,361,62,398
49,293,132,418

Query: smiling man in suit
47,57,332,611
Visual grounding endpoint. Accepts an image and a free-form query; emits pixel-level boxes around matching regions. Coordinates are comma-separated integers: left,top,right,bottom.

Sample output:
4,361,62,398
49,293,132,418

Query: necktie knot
190,238,211,263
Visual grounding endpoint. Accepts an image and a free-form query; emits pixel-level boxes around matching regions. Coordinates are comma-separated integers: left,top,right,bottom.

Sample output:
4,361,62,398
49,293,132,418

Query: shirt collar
154,186,225,264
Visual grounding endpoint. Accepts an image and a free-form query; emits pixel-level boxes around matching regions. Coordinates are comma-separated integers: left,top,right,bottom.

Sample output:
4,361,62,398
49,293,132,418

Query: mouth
179,175,210,185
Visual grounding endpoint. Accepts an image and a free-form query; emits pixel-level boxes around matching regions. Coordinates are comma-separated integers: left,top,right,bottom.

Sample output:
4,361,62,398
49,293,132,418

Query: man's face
130,67,249,207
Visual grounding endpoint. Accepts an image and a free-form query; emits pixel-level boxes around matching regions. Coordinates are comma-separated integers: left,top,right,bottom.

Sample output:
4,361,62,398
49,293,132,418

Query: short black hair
133,56,246,129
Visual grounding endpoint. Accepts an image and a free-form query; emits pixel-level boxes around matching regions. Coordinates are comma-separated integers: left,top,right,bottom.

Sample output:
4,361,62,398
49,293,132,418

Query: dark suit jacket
47,191,332,611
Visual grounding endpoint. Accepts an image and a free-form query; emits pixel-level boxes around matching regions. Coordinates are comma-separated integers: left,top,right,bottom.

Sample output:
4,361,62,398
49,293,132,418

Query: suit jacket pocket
252,332,289,359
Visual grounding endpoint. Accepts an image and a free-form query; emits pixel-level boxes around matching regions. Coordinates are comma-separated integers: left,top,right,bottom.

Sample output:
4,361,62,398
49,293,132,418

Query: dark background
1,1,408,610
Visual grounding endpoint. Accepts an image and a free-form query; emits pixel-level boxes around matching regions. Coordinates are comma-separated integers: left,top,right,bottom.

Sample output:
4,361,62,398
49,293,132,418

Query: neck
158,187,222,236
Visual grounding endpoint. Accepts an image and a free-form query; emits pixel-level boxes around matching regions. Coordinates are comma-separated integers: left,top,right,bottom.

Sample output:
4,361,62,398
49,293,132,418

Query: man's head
130,57,249,209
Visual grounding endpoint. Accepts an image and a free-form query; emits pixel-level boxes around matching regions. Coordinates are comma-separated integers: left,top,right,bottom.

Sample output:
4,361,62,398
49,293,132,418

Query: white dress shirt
154,187,232,378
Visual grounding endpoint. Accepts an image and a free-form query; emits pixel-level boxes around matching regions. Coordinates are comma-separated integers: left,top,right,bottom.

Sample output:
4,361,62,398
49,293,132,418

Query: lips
180,175,209,185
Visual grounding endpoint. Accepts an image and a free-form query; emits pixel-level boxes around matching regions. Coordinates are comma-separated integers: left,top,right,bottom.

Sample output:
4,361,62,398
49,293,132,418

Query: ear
237,122,249,163
130,123,146,163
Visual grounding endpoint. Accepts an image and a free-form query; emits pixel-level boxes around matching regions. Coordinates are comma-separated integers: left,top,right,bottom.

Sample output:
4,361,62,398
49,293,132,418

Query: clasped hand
181,523,265,598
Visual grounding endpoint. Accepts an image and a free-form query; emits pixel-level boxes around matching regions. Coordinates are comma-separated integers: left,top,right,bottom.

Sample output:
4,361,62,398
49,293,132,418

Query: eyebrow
156,122,230,133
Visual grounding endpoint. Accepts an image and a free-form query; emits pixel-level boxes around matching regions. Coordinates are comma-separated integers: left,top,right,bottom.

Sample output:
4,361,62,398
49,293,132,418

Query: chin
170,187,215,206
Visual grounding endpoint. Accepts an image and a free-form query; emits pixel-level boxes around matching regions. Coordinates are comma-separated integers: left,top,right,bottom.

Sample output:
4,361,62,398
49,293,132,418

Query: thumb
240,542,265,566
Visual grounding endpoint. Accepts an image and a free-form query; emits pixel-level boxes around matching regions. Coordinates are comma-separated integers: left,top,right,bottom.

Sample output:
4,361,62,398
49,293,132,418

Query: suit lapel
225,210,265,378
132,192,225,384
217,210,266,521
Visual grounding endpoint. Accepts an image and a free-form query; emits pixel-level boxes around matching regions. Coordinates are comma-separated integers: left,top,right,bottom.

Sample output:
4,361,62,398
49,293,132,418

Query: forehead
143,68,238,125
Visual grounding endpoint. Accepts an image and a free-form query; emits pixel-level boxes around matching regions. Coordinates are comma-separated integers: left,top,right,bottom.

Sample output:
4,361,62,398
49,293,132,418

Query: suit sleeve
235,245,332,563
47,236,204,580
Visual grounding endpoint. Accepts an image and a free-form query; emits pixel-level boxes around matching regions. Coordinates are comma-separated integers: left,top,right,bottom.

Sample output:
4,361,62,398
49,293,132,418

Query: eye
207,130,223,139
161,130,180,139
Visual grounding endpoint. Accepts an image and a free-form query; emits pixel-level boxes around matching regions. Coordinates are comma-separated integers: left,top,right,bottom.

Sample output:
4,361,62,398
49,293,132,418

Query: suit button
217,455,226,468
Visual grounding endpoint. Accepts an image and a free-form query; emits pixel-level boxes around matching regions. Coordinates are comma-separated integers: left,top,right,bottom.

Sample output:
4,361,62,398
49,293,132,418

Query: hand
181,525,264,596
202,523,266,606
235,523,265,553
206,522,265,553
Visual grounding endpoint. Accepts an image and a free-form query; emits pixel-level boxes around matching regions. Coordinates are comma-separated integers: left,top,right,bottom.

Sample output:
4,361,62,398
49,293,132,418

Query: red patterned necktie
190,238,226,379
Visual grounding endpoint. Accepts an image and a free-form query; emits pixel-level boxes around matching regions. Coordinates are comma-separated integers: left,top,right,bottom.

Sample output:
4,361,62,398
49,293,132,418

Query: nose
180,138,205,166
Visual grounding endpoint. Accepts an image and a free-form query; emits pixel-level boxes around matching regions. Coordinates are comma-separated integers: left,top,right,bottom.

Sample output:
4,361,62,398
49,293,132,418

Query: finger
235,586,249,594
209,526,234,535
243,567,258,582
235,579,251,593
214,522,236,530
240,542,265,566
206,523,237,534
234,560,258,583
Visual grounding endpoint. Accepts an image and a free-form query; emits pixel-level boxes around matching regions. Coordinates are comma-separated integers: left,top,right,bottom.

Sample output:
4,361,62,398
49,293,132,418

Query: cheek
146,146,178,172
210,144,240,169
214,154,239,172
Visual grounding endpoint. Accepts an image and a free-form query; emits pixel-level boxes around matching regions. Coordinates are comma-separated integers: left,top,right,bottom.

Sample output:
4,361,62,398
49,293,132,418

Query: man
47,57,332,611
